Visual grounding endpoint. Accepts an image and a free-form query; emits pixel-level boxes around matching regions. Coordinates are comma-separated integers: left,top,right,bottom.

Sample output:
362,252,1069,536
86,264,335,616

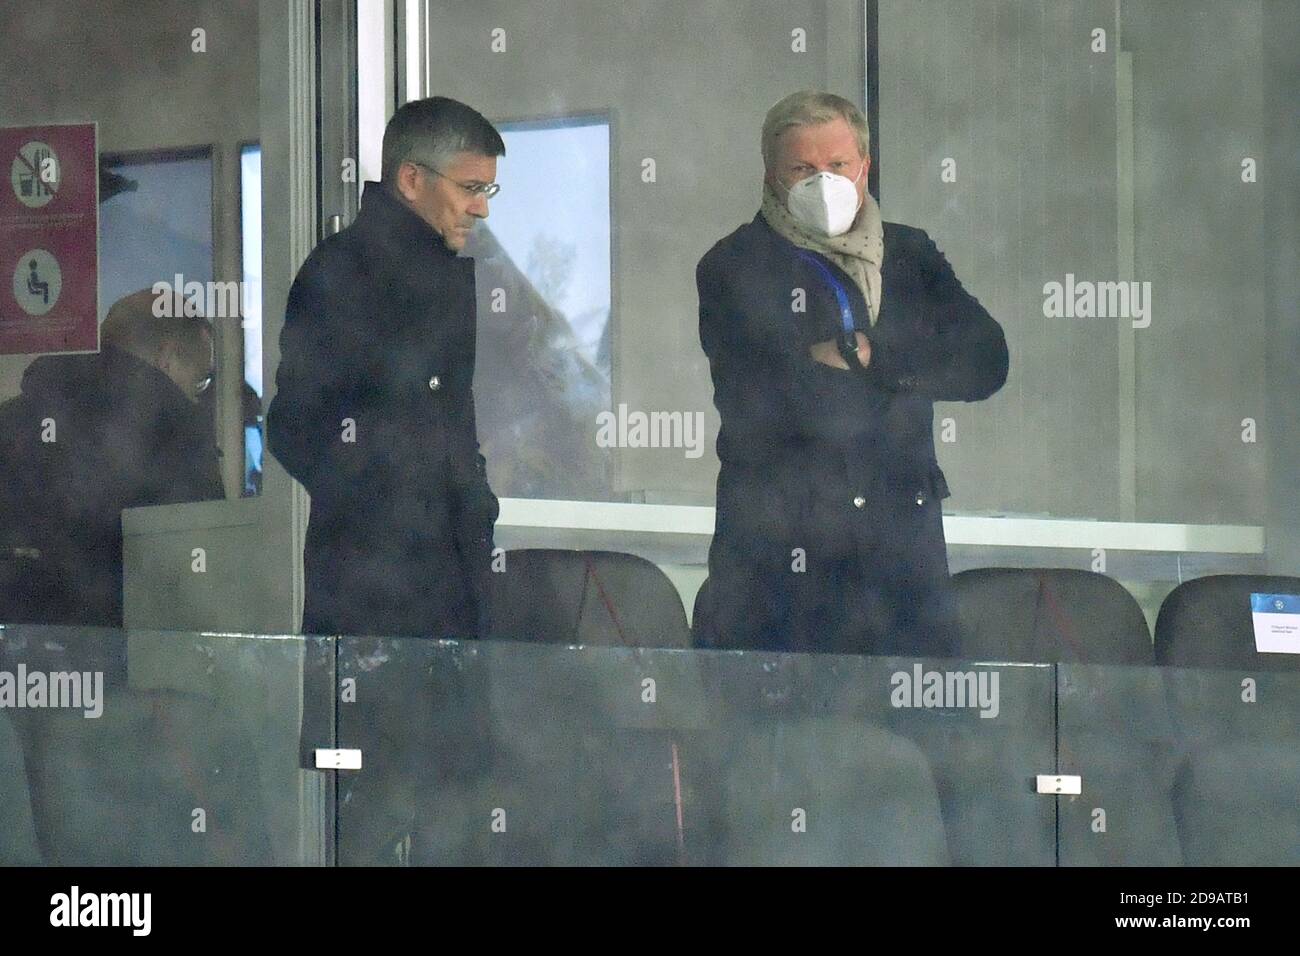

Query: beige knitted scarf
760,180,885,325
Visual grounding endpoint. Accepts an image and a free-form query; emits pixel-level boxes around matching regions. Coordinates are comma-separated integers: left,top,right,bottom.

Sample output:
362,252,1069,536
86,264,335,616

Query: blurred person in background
0,288,223,630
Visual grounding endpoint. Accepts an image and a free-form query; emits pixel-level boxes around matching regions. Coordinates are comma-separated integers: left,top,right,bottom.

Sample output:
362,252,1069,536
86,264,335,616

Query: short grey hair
761,91,870,171
381,96,505,182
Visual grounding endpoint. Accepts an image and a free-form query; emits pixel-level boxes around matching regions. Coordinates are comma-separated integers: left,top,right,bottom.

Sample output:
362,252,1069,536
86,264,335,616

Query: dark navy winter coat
268,182,498,639
0,345,223,628
696,213,1007,656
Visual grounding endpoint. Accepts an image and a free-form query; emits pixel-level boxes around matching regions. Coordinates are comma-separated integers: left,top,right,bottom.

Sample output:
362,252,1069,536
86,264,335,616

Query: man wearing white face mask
695,91,1008,656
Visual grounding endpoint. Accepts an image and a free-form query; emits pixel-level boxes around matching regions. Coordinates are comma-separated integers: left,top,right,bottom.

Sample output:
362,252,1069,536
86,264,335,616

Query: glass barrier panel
335,638,1055,866
1058,662,1300,866
1056,663,1184,865
0,624,332,865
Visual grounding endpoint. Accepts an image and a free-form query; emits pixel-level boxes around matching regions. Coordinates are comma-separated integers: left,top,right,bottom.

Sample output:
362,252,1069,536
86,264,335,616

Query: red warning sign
0,123,99,355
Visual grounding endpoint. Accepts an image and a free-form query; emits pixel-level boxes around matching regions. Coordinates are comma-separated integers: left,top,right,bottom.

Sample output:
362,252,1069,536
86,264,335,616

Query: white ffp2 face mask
784,165,865,237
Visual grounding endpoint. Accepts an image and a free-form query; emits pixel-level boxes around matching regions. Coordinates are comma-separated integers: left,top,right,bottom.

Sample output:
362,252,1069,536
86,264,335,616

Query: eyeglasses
194,372,214,396
411,161,501,199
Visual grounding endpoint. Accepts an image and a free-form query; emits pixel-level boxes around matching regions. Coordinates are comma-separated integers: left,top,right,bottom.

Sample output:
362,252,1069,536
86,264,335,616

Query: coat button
853,495,866,509
428,375,442,391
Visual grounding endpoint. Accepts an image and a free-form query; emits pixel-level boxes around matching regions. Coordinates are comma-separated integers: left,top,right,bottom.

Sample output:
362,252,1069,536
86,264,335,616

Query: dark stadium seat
951,569,1185,863
0,710,42,864
477,553,694,859
487,549,690,648
1154,573,1300,669
951,568,1152,663
691,575,713,644
1171,739,1300,865
24,688,273,865
1054,665,1185,866
713,717,950,865
336,633,713,865
1153,574,1300,864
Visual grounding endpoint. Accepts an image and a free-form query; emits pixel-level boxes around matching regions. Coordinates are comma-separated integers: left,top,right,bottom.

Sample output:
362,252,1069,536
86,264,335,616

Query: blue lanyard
795,249,856,338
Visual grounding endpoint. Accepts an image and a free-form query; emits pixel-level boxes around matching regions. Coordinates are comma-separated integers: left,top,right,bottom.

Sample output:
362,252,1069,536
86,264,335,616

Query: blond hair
101,288,211,365
761,91,870,171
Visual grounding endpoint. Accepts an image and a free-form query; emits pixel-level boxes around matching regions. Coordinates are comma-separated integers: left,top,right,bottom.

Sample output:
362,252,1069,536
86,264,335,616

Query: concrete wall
1262,0,1300,576
880,0,1274,525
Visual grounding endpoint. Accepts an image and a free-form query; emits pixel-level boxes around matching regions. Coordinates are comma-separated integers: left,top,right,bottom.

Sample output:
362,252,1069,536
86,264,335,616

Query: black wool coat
696,213,1008,657
268,182,499,639
0,345,223,628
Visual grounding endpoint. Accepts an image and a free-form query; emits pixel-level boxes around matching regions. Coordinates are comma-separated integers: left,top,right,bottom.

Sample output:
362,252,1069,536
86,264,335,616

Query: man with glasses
0,289,223,634
695,91,1008,657
269,96,502,643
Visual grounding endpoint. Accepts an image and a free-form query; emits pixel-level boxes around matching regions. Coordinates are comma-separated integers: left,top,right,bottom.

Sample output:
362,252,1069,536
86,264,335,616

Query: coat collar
355,180,459,260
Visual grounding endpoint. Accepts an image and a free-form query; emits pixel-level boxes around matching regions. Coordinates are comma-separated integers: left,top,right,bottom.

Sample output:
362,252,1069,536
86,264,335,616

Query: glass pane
1,0,263,637
239,143,263,497
336,638,1055,865
1058,662,1300,866
0,625,332,865
425,0,863,504
468,117,614,500
1056,663,1184,865
99,151,214,324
